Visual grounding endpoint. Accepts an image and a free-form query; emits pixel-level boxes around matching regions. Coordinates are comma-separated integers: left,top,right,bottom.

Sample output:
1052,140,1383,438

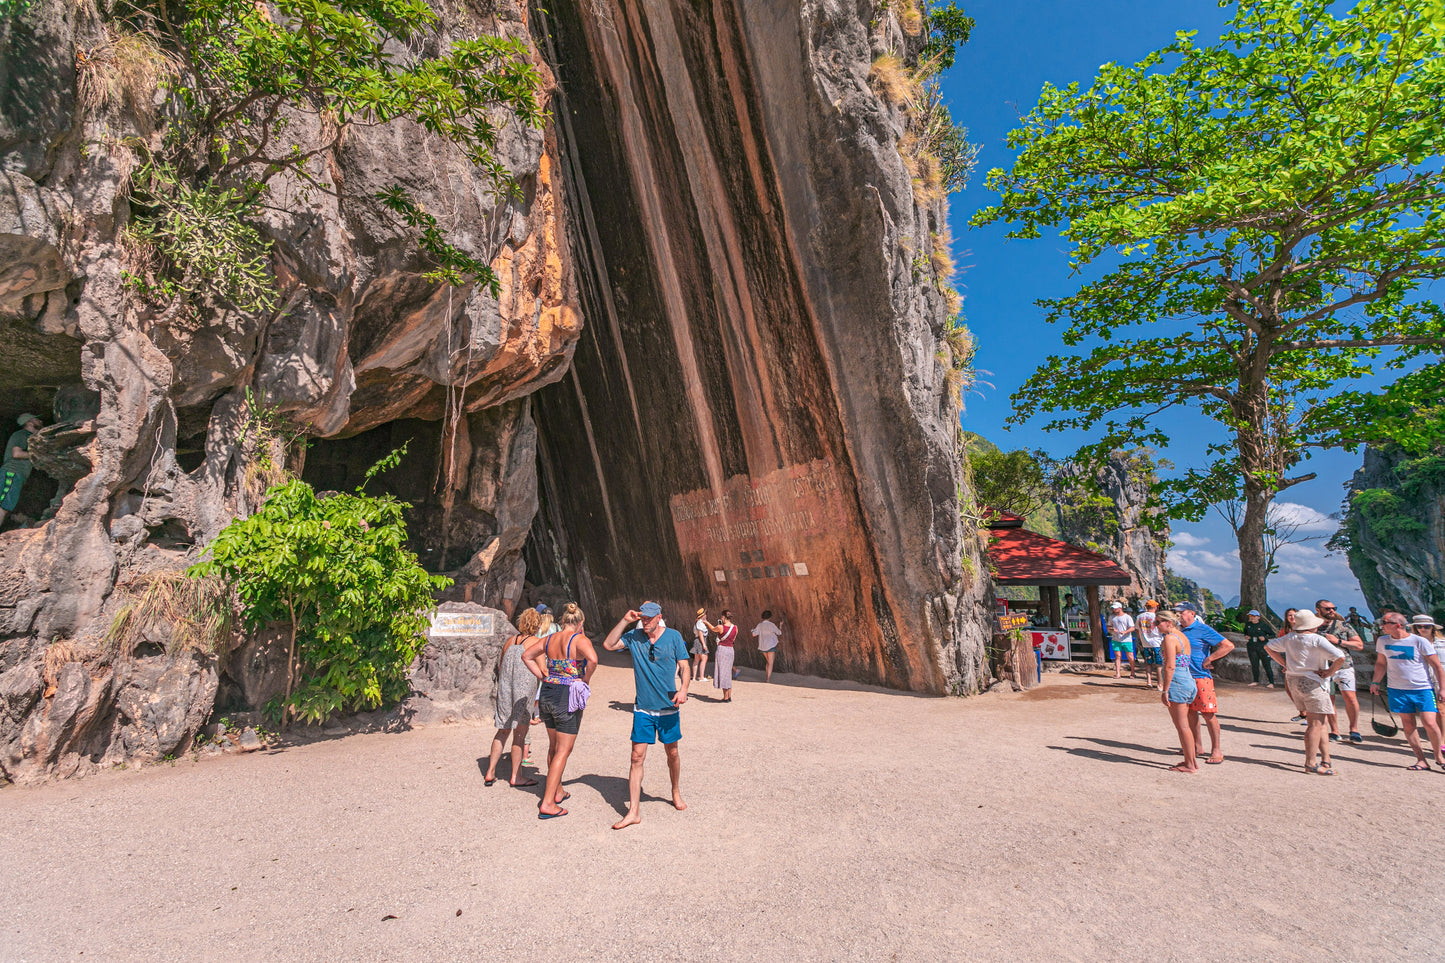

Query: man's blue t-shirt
621,627,689,711
1182,620,1227,679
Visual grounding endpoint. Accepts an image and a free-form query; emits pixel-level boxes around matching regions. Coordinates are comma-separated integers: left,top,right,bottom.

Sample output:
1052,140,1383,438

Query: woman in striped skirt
713,610,737,702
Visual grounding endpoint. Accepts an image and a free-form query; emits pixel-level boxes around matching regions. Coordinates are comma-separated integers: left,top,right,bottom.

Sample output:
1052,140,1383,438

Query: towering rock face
0,0,577,781
526,0,990,693
1054,449,1170,602
1340,445,1445,620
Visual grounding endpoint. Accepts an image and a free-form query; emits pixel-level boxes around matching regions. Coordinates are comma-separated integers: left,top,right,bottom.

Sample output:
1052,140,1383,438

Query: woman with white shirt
753,611,782,682
1265,609,1348,775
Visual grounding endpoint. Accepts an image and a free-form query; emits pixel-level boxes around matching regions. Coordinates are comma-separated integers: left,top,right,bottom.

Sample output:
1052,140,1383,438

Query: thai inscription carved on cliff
669,460,845,566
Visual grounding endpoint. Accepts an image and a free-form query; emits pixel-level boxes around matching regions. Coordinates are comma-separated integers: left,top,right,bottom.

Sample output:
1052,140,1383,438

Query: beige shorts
1287,675,1334,715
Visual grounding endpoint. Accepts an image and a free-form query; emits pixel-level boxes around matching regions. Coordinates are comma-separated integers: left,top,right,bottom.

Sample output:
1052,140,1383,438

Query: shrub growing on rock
190,446,450,724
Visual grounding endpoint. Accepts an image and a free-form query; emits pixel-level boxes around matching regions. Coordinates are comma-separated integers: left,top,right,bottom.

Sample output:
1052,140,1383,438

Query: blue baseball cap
1247,609,1260,617
1173,602,1197,613
638,601,662,618
535,603,550,614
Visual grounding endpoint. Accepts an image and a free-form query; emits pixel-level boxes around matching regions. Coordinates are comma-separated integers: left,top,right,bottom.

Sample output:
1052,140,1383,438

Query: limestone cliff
0,0,988,782
0,0,578,781
524,0,990,693
1339,445,1445,620
1053,449,1170,603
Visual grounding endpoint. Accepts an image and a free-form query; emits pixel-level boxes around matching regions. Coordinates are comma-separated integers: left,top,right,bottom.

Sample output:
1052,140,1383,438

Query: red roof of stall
986,527,1132,586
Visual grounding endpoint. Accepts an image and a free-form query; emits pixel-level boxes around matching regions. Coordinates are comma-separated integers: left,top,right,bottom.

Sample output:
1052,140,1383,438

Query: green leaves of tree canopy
973,0,1445,612
190,445,450,724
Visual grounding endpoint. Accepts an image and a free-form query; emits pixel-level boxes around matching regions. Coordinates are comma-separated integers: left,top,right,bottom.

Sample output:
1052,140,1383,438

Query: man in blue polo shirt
602,600,691,830
1176,602,1234,765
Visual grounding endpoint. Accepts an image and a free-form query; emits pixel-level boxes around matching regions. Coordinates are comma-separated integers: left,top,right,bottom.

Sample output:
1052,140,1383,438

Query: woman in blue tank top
1157,608,1198,773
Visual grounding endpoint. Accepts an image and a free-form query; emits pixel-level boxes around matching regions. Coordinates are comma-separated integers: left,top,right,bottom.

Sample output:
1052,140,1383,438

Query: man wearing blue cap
602,600,691,830
0,413,43,528
1175,602,1233,764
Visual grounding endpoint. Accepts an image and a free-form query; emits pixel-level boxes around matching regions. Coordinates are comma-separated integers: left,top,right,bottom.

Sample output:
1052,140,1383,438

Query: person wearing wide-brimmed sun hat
1370,612,1445,770
1266,609,1348,775
0,413,43,528
1412,614,1445,751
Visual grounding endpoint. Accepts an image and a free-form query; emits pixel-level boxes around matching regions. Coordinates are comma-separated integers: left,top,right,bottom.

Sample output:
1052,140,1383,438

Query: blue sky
938,0,1372,614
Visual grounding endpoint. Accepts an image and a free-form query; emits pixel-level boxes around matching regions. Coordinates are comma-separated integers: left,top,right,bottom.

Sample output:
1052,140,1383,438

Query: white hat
1293,610,1325,632
1412,614,1441,630
1110,601,1123,609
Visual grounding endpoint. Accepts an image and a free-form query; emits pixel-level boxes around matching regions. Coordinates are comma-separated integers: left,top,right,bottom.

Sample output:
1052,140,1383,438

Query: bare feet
1168,764,1198,773
612,811,641,831
672,793,687,812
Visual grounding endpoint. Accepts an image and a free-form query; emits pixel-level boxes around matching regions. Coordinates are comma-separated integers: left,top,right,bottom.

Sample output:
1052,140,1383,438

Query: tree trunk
1086,585,1104,661
283,601,297,729
1236,480,1273,616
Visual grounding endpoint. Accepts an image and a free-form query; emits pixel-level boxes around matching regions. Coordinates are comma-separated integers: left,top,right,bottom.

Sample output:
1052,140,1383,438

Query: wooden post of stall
1086,585,1104,661
1046,585,1062,628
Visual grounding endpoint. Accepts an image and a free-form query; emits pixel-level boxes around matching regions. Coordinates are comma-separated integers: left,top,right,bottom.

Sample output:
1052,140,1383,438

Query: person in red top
713,610,738,702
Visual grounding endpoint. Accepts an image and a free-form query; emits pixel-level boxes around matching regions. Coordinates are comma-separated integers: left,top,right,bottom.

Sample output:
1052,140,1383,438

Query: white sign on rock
429,611,495,637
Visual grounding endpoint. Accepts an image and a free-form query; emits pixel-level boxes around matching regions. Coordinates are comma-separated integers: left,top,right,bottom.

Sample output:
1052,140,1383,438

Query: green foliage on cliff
123,162,276,316
974,0,1445,611
191,446,450,724
1339,450,1445,545
921,3,975,70
109,0,544,310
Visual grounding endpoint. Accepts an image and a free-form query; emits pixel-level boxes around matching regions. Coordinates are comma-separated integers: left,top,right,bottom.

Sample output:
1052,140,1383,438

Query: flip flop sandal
1349,732,1363,743
1406,762,1432,771
510,778,538,788
484,775,497,786
537,808,569,820
1314,765,1335,775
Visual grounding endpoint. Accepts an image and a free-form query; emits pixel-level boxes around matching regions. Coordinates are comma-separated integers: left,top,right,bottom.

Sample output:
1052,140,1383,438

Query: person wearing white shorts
1317,600,1363,744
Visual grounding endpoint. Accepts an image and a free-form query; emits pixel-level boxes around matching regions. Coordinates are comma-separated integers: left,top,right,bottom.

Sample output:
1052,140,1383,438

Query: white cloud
1170,531,1209,547
1269,501,1337,533
1168,548,1237,583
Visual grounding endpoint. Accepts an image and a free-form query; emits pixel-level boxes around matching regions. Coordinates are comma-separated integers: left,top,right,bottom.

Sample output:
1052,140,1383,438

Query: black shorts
538,682,583,735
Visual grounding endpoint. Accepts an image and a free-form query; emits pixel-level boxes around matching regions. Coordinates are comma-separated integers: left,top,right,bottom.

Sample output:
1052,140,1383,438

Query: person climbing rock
0,413,43,529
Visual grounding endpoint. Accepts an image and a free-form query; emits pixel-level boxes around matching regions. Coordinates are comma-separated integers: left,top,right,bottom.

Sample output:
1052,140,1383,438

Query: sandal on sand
484,775,497,786
1312,764,1335,775
537,808,569,820
510,777,538,788
1205,757,1224,765
1407,762,1431,771
1349,731,1363,743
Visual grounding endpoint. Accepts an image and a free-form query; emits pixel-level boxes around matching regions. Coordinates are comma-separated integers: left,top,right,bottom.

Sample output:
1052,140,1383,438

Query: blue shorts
630,708,681,745
1141,647,1162,665
0,470,23,512
1167,675,1198,705
1388,688,1438,716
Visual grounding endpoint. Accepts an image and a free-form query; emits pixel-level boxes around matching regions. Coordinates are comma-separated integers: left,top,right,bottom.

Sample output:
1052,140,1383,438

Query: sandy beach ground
1,660,1439,962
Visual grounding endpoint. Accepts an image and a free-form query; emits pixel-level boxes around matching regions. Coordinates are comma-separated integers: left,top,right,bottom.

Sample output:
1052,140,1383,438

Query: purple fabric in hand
567,679,590,713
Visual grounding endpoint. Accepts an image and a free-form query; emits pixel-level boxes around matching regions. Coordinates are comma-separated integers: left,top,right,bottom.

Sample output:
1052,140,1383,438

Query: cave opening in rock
300,417,485,574
0,317,97,529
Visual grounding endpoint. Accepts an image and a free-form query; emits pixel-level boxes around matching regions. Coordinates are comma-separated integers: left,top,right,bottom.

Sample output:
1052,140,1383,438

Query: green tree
921,3,975,71
190,447,450,724
973,0,1445,613
969,442,1052,519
